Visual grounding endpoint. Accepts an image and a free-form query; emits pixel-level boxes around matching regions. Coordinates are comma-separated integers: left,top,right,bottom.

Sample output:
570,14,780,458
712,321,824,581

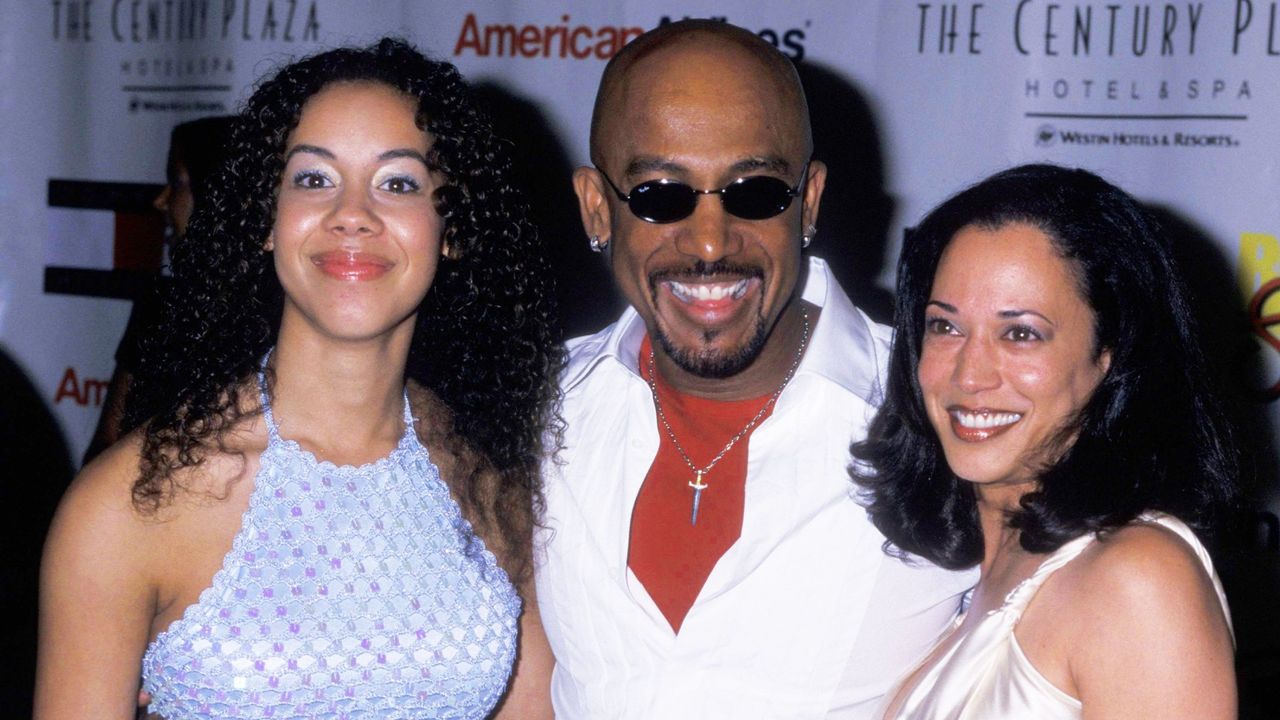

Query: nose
327,183,382,236
153,185,171,212
952,336,1000,392
674,194,741,262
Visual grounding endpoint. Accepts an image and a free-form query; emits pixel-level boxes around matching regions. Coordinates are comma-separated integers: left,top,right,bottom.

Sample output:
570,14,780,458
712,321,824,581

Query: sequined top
141,371,520,719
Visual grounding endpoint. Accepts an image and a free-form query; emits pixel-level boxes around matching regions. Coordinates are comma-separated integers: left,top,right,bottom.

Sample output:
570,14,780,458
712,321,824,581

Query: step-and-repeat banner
3,1,1278,514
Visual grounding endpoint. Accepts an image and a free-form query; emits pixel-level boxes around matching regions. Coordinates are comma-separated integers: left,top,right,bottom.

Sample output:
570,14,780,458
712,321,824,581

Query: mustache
648,260,764,290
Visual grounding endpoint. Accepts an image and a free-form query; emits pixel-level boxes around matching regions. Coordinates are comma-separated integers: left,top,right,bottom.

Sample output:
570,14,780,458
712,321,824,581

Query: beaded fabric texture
141,366,520,719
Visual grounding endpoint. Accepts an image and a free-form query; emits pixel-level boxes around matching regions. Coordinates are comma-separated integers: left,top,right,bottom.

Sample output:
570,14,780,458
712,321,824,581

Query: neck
974,481,1035,573
653,299,815,401
265,314,414,464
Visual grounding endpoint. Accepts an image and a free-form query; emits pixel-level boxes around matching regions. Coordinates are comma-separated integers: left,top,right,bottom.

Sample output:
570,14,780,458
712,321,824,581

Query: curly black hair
851,164,1239,569
124,37,564,583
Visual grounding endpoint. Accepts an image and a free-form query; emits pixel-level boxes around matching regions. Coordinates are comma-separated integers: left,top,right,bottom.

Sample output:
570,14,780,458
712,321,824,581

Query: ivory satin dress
881,514,1232,720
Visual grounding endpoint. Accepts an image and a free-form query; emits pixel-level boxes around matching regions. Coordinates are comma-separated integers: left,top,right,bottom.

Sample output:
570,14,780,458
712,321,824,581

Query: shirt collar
563,256,885,405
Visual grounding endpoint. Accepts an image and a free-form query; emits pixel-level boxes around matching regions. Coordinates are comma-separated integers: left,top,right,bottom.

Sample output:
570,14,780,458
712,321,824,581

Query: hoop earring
589,235,607,253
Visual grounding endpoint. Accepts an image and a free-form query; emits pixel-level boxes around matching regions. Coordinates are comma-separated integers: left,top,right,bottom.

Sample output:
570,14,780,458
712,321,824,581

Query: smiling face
271,81,443,346
918,222,1110,495
577,34,825,387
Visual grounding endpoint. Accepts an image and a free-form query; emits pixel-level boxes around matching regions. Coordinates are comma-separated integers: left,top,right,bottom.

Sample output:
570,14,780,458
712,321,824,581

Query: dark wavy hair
851,163,1239,569
124,38,564,582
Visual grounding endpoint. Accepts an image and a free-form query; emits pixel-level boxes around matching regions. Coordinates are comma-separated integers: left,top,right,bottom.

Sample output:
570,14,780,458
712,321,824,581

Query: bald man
534,20,975,718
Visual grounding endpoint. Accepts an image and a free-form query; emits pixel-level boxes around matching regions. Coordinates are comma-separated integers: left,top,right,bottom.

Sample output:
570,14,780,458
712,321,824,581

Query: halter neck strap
257,349,281,442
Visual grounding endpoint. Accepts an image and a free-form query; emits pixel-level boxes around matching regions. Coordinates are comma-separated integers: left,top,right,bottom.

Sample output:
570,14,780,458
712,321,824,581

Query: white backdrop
3,1,1278,517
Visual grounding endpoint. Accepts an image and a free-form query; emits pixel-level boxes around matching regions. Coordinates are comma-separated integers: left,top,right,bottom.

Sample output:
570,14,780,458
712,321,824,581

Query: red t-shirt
628,336,777,633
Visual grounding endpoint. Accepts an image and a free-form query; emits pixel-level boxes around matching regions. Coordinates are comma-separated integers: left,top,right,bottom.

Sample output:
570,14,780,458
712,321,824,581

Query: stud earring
801,224,816,249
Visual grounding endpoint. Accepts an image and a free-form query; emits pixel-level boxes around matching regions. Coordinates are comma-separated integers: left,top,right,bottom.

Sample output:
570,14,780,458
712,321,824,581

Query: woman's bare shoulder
1071,521,1218,613
54,432,150,539
1046,522,1235,718
55,417,266,544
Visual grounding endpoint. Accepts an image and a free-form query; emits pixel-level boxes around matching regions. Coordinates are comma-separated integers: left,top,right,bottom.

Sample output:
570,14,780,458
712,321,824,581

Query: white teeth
953,411,1022,429
669,278,750,302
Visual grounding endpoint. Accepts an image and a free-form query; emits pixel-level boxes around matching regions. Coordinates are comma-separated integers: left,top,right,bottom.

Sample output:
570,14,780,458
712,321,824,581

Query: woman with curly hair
855,164,1237,718
36,38,560,719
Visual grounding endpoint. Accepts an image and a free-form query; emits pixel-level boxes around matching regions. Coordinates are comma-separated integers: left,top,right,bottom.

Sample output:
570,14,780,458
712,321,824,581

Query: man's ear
800,159,828,235
573,166,613,250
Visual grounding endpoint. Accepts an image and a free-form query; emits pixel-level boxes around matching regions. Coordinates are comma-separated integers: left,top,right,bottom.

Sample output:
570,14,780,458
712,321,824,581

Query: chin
657,325,767,379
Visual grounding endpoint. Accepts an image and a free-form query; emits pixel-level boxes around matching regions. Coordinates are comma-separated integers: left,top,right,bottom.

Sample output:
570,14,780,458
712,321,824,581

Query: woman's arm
1070,524,1236,720
35,442,157,720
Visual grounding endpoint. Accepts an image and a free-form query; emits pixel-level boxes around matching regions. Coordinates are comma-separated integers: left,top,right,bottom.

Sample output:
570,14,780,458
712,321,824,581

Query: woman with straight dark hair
855,164,1237,718
85,115,237,462
37,39,559,719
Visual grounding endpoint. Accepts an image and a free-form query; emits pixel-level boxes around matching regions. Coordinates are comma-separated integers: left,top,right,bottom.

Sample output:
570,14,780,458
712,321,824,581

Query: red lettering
84,378,108,406
620,26,644,48
454,12,485,56
53,366,109,406
570,25,592,58
519,25,539,57
595,27,620,59
54,367,82,405
455,13,644,59
486,24,517,56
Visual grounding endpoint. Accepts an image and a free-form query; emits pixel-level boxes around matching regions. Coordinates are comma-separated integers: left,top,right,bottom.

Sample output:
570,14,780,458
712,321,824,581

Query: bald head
589,20,811,168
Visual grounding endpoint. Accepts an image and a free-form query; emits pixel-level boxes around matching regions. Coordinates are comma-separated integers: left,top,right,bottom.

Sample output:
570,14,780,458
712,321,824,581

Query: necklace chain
645,308,810,523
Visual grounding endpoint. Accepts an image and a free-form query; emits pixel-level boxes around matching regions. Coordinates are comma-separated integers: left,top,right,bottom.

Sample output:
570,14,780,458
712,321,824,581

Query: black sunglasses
597,162,810,224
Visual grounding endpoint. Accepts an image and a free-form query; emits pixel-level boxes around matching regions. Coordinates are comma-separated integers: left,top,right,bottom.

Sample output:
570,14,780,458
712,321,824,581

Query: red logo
1248,276,1280,400
53,367,109,407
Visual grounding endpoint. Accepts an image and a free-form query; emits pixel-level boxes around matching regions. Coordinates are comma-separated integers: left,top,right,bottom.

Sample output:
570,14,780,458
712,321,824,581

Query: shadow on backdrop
1147,205,1280,720
798,61,895,324
0,344,74,716
472,80,622,340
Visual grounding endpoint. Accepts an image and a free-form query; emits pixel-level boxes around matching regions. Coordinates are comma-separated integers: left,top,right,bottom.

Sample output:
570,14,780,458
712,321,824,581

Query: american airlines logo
453,14,809,61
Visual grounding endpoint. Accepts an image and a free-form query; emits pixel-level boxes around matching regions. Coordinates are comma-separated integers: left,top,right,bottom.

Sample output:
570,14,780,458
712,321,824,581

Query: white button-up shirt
536,257,976,719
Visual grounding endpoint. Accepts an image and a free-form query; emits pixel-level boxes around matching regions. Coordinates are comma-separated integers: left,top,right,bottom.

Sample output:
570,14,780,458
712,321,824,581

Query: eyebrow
285,144,333,161
926,301,1055,325
999,308,1055,325
378,148,430,166
623,156,684,179
283,145,430,166
622,155,793,180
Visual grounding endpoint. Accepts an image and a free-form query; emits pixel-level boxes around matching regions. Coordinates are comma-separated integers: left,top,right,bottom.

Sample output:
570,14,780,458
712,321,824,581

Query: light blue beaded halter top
141,363,520,719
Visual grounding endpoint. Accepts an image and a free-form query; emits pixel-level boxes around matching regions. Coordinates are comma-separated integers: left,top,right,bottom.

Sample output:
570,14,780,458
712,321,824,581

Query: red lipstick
311,251,394,281
946,407,1023,443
